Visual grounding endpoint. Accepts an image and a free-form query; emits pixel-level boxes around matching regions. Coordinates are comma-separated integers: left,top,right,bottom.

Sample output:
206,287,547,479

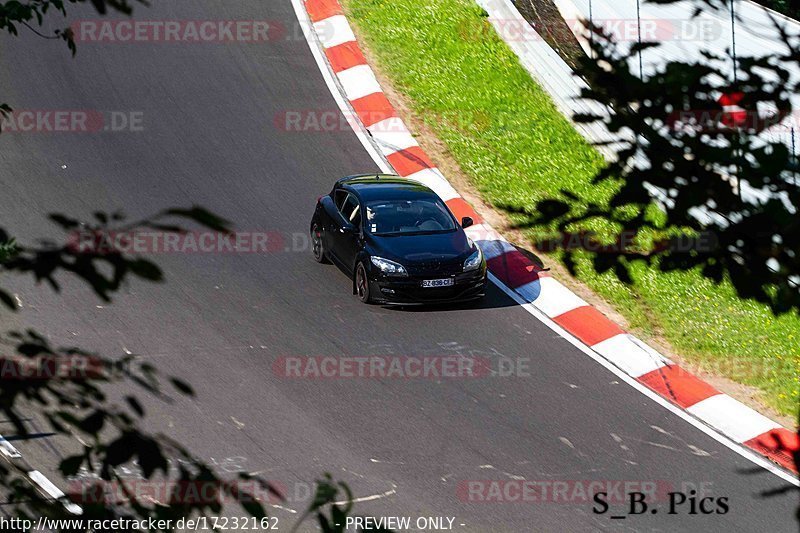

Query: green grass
756,1,800,19
0,239,17,263
343,0,800,417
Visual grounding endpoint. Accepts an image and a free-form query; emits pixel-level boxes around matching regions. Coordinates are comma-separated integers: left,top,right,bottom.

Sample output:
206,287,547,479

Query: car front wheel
355,262,372,304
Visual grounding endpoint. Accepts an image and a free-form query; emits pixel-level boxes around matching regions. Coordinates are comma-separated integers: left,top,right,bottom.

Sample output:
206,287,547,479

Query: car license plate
421,278,454,288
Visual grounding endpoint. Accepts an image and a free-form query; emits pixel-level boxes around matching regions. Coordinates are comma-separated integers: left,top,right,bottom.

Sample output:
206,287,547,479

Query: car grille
406,260,462,276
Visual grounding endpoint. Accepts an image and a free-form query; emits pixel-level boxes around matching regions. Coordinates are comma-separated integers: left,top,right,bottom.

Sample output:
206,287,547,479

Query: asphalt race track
0,1,796,531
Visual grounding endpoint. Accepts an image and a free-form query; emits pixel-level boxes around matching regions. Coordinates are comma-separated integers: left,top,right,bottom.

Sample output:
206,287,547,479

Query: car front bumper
368,268,488,305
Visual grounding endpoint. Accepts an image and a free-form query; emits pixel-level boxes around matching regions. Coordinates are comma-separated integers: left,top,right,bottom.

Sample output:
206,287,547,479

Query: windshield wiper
373,229,453,236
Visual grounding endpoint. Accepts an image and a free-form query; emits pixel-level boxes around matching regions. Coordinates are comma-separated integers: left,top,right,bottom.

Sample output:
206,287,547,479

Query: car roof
337,174,440,202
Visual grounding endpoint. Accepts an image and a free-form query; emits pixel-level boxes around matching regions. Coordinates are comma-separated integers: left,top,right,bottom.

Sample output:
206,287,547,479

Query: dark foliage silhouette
507,0,800,315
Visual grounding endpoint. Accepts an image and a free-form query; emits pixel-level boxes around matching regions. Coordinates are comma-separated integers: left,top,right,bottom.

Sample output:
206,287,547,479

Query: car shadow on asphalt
385,244,548,313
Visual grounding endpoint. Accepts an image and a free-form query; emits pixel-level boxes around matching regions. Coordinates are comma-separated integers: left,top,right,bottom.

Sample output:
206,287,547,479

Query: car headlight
463,247,483,271
371,256,408,276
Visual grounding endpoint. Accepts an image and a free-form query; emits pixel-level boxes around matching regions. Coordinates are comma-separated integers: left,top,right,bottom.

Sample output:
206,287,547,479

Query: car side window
340,193,361,227
334,189,349,210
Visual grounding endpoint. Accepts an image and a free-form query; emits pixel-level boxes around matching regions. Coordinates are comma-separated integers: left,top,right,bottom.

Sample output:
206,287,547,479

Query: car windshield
365,198,456,235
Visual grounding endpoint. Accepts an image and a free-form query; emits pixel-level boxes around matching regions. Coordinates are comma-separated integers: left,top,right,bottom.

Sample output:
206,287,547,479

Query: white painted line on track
314,15,356,48
688,395,782,444
404,168,460,201
28,470,83,515
0,433,84,515
368,118,420,155
291,0,392,174
337,65,382,101
592,333,669,378
531,277,587,318
0,437,22,459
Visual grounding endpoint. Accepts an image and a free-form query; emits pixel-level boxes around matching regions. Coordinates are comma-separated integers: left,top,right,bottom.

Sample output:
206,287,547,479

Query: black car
310,174,488,305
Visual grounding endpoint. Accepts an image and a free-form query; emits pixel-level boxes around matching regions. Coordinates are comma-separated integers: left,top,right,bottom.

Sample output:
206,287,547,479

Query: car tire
311,223,329,264
355,262,372,304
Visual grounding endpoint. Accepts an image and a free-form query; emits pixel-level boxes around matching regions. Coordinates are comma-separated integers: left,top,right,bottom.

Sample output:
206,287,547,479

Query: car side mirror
461,216,474,229
340,222,357,234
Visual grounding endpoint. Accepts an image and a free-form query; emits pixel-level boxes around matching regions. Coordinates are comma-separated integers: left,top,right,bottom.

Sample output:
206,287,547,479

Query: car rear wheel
311,223,328,263
355,262,372,304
